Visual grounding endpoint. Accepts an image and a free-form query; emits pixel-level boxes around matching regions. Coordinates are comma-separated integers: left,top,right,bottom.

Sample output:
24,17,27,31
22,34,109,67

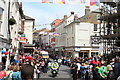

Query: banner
42,0,53,3
53,0,65,4
80,0,90,6
65,0,80,5
39,32,61,36
98,43,104,55
41,0,100,6
90,0,100,6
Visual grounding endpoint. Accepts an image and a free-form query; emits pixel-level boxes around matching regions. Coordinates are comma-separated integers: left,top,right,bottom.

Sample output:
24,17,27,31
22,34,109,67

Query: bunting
80,0,90,6
42,0,53,3
39,32,61,36
66,0,80,5
19,37,27,43
40,0,100,6
53,0,65,4
90,0,100,6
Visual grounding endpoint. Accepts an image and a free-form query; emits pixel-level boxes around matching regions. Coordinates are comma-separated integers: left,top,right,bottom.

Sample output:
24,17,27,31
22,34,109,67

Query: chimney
71,12,74,15
85,6,90,15
63,15,68,20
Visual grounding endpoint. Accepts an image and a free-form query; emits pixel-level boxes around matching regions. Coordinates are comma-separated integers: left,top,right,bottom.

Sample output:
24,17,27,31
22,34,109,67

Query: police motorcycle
51,60,59,77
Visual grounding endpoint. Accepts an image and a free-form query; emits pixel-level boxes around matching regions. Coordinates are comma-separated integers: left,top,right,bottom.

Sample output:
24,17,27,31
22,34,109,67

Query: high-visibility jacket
58,59,62,63
51,62,59,70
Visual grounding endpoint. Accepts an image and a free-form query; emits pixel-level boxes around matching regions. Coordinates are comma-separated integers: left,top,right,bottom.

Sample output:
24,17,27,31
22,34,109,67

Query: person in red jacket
91,57,101,66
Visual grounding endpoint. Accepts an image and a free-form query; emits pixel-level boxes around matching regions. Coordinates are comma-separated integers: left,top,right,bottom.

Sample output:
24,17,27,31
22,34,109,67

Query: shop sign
75,48,80,51
20,34,26,37
65,48,74,51
55,48,59,51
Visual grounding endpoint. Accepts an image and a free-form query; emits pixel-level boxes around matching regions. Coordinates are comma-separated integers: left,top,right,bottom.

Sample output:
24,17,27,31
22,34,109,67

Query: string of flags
41,0,100,6
39,32,61,36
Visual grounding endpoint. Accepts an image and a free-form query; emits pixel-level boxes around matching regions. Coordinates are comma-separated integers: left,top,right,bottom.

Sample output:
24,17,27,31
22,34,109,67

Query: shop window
91,52,98,57
79,52,83,57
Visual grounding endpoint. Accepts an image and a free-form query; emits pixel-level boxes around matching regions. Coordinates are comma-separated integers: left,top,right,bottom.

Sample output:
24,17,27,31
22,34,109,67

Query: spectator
72,62,78,80
12,66,21,80
113,57,120,80
20,63,34,80
98,60,108,80
35,61,41,79
107,64,115,80
5,65,14,80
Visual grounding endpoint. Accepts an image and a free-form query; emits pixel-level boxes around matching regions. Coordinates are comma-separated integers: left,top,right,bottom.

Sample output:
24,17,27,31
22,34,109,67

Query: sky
18,0,99,30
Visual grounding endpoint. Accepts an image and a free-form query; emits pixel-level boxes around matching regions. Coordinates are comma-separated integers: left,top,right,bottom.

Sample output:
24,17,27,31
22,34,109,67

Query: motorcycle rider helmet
54,60,57,62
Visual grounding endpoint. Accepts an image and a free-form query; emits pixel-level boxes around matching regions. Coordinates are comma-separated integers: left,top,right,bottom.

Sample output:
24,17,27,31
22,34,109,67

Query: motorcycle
51,69,58,77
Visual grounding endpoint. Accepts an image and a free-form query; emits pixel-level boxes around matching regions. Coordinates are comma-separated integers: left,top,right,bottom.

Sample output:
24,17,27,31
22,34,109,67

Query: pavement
39,65,72,80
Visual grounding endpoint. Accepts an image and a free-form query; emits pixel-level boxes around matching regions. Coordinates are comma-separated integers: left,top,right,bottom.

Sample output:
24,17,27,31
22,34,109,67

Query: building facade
0,0,10,62
24,15,35,44
10,1,24,54
0,0,10,50
50,19,62,48
55,7,100,58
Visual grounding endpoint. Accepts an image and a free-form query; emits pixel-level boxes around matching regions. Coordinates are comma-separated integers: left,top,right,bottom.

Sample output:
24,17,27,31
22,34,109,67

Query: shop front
64,47,99,58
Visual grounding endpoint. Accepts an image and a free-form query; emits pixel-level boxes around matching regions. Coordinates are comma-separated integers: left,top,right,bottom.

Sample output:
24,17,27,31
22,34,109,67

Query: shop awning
24,44,35,47
24,47,34,49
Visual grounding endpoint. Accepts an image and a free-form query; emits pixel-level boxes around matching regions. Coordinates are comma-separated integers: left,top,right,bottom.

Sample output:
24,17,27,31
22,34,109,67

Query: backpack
93,67,102,80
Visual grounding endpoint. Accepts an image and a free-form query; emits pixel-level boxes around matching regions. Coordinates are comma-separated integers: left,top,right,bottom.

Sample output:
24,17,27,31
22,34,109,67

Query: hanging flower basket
9,18,16,25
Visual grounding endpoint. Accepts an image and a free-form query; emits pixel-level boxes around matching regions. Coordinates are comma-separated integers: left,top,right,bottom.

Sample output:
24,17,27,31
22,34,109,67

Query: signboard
65,48,74,51
55,48,59,51
75,48,80,51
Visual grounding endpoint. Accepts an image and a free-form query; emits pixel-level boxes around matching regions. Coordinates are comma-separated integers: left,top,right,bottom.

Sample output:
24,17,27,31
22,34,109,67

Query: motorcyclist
51,60,59,77
51,60,59,70
57,59,62,67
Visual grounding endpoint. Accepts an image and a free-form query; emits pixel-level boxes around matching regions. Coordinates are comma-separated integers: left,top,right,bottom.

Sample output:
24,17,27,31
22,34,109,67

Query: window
94,24,97,31
0,7,4,32
0,14,2,20
0,8,3,20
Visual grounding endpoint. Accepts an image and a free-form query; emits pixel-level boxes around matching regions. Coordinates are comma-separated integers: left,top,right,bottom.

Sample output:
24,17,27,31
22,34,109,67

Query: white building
0,0,10,63
10,0,23,53
0,0,10,50
24,15,35,44
55,6,100,58
39,28,51,50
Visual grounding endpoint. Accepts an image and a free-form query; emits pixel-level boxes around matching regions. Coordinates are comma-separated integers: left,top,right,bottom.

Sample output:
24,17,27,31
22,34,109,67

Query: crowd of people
0,51,120,80
0,52,63,80
63,56,120,80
